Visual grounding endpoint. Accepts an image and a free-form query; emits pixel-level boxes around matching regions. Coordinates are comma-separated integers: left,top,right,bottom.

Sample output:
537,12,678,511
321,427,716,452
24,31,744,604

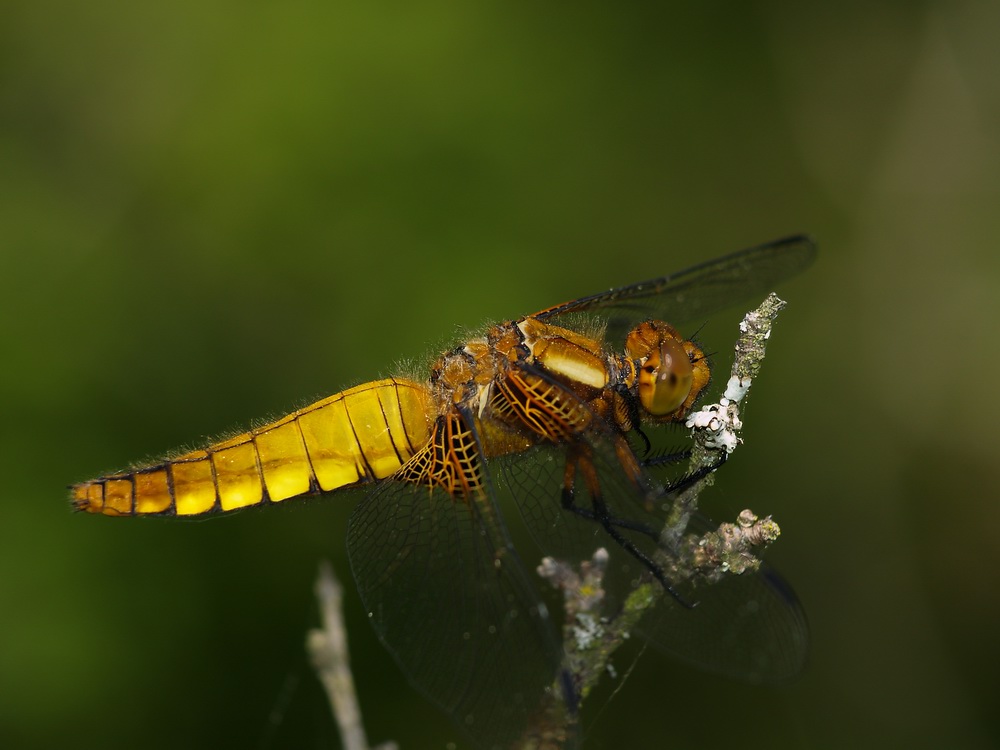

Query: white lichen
686,401,743,453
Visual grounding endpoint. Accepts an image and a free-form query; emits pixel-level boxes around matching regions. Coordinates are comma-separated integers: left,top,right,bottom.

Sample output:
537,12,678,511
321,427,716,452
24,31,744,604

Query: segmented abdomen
71,378,433,517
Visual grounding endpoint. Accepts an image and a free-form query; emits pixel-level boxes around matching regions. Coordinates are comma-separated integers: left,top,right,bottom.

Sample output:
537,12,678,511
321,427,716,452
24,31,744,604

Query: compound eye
637,337,693,416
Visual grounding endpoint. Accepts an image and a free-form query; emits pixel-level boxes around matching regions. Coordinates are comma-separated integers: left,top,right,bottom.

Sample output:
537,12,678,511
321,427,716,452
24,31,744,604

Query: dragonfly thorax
426,316,709,465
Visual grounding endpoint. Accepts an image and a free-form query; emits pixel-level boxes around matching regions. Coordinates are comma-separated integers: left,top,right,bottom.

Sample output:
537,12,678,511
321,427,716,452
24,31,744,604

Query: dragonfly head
626,321,710,420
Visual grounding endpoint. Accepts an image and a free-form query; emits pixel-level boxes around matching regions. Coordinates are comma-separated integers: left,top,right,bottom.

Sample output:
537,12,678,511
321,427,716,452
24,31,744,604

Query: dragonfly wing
347,438,566,749
499,440,808,683
531,235,816,343
492,363,807,683
636,544,809,683
494,442,629,581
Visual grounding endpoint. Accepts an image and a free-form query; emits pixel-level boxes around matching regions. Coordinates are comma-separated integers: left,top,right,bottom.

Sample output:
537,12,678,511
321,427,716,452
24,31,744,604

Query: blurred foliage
2,1,999,748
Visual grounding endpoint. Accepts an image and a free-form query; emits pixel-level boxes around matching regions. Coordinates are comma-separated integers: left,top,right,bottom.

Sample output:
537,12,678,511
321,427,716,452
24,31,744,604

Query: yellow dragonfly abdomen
72,378,433,517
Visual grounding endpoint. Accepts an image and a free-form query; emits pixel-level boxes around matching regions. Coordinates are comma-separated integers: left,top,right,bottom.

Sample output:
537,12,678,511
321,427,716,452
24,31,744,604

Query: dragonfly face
72,235,816,749
626,319,710,418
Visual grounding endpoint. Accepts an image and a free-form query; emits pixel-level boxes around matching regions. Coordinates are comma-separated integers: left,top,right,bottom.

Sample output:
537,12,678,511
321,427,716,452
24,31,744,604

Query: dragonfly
73,235,815,749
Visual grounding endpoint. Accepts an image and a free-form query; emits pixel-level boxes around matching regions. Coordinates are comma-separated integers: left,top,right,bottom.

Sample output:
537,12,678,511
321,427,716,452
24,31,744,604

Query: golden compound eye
637,337,694,417
626,319,709,420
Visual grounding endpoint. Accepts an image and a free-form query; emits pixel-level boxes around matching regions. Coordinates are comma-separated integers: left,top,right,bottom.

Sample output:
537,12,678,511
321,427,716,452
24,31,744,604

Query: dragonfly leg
559,451,661,540
640,447,691,469
633,425,652,456
639,446,730,508
576,454,694,608
660,451,729,496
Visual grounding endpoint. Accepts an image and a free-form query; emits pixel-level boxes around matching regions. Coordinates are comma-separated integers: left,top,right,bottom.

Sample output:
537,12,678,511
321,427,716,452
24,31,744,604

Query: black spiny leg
587,475,693,607
559,451,661,541
569,452,694,608
643,448,729,496
641,447,692,470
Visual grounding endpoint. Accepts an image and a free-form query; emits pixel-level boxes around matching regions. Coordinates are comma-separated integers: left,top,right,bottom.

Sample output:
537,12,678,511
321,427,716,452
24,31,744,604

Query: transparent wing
495,440,807,682
530,235,816,344
491,365,808,683
636,527,808,683
347,449,565,749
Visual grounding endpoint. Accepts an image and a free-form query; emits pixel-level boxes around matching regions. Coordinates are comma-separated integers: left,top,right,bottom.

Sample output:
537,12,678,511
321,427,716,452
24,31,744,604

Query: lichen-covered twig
687,291,788,466
307,561,398,750
525,293,792,747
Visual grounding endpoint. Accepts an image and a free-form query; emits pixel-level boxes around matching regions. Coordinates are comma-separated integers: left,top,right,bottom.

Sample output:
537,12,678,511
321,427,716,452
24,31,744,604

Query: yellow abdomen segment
72,378,433,517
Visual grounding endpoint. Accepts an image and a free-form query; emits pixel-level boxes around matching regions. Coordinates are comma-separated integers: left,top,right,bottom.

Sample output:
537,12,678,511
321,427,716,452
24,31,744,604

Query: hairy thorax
430,318,632,459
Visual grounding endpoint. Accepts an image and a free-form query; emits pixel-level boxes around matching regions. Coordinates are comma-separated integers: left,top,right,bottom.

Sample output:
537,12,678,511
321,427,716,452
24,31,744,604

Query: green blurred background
3,1,999,748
